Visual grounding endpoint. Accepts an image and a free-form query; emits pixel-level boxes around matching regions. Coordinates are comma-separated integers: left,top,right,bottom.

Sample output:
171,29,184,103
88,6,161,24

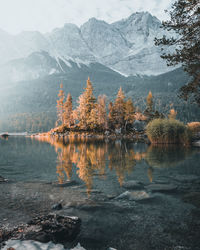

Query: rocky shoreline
0,172,200,250
0,214,81,248
32,130,150,144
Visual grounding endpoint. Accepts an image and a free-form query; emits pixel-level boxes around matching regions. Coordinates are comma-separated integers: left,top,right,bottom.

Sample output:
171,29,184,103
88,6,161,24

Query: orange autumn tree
56,83,65,126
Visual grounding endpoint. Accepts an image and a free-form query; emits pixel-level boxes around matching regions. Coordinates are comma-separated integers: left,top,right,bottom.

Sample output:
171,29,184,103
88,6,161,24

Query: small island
36,77,200,146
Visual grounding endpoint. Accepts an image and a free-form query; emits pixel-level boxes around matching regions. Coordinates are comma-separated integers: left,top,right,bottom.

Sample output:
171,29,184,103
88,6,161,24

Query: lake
0,136,200,249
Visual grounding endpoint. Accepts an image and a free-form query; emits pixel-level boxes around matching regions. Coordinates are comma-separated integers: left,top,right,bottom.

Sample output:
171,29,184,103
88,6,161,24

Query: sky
0,0,174,34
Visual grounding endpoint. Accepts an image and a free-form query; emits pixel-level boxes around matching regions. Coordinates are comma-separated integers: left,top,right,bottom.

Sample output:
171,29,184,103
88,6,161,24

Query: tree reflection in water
35,136,197,194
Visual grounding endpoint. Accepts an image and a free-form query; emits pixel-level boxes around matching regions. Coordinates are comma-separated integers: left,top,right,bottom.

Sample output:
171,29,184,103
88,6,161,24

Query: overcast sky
0,0,174,34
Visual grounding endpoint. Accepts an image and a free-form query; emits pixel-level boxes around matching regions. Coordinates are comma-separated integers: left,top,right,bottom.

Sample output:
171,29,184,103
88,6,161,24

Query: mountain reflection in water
35,136,197,195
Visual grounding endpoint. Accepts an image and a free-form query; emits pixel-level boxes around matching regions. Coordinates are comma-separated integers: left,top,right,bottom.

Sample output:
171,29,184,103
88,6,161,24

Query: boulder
0,214,81,246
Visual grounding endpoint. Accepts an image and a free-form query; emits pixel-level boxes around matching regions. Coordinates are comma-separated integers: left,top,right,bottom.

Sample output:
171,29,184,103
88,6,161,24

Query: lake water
0,136,200,249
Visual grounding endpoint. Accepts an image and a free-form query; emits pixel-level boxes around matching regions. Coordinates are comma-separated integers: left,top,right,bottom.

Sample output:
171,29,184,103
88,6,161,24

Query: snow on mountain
47,23,95,62
80,18,131,64
0,12,176,78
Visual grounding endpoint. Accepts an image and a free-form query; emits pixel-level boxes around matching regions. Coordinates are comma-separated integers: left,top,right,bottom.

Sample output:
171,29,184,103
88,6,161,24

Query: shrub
146,119,191,144
187,122,200,133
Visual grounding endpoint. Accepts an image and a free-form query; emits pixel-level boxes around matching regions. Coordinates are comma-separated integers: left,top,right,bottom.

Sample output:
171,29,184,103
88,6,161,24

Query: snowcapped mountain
0,12,175,78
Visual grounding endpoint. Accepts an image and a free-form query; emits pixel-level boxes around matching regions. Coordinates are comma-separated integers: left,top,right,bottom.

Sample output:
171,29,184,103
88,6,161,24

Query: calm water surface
0,136,200,250
0,136,200,192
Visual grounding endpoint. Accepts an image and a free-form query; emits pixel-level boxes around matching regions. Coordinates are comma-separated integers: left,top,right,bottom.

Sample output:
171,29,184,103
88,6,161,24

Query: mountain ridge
0,11,175,76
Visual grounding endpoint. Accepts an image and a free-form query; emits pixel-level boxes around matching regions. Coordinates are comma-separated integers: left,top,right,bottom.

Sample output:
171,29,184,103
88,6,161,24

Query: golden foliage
187,122,200,133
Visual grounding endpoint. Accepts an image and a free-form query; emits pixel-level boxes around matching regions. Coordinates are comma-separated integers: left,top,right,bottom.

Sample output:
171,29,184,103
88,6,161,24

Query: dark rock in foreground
0,214,81,247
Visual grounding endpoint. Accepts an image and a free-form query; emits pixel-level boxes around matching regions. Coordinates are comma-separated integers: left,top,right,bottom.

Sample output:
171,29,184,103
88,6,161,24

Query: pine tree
56,83,65,126
63,93,74,128
155,0,200,105
124,98,135,131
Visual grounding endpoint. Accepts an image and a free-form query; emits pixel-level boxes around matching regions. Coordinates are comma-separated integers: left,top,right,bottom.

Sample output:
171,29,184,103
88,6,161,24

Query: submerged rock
145,183,177,192
0,176,8,183
0,214,81,246
52,180,78,187
51,203,63,210
171,175,199,183
122,180,143,190
115,190,153,201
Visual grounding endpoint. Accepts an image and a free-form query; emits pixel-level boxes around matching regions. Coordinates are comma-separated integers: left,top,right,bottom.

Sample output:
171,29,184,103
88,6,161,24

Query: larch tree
97,95,107,130
146,91,154,112
63,93,74,128
56,83,65,126
108,102,114,129
76,77,96,129
168,108,177,119
124,98,135,131
112,87,126,129
155,0,200,105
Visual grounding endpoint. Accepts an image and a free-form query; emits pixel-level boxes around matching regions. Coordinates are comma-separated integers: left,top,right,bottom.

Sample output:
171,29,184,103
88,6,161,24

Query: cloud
0,0,173,34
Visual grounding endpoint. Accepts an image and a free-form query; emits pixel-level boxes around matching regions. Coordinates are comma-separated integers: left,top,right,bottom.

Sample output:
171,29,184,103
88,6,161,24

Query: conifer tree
63,93,74,128
146,91,153,112
124,98,135,131
76,77,96,129
108,102,114,129
56,83,65,126
90,105,98,130
112,87,126,129
144,91,155,121
97,95,107,130
168,108,177,119
155,0,200,105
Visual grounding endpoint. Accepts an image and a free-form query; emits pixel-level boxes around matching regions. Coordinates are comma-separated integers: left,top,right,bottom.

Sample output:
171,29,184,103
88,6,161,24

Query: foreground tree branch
155,0,200,105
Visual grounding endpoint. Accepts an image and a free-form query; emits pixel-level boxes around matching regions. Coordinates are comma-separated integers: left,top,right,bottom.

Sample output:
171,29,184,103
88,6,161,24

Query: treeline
56,77,164,132
0,112,56,133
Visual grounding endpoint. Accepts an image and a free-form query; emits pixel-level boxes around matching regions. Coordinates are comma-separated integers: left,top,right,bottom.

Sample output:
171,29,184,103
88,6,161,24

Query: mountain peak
81,17,108,28
112,11,160,30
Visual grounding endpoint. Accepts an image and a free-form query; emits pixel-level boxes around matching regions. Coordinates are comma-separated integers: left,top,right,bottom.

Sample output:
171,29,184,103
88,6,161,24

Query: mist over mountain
0,12,175,77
